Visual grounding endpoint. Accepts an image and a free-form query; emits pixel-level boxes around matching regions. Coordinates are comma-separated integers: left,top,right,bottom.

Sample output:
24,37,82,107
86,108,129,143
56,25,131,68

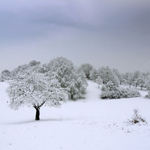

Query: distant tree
79,64,94,80
29,60,40,66
112,69,123,85
46,57,87,100
7,72,67,120
95,76,103,85
68,71,88,100
146,81,150,91
123,72,134,87
146,91,150,98
0,69,12,81
98,66,119,86
144,73,150,90
132,71,141,87
89,69,99,81
136,75,145,90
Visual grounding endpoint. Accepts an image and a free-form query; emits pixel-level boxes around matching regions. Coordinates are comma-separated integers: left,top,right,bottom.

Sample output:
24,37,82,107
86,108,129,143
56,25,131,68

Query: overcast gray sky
0,0,150,72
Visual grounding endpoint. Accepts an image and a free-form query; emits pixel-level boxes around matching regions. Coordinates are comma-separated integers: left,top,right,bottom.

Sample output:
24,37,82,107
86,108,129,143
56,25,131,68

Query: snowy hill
0,81,150,150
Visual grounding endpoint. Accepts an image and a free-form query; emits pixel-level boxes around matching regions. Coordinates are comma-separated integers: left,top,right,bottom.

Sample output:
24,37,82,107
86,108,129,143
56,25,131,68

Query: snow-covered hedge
101,83,140,99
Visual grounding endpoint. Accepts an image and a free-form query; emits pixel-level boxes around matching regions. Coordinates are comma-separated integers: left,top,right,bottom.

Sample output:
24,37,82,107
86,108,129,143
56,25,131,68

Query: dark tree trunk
35,107,40,121
71,94,74,100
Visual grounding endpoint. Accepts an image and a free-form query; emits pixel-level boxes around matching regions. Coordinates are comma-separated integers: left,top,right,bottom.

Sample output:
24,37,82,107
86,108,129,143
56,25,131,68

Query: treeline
78,64,150,90
79,64,150,99
1,57,150,120
1,58,150,93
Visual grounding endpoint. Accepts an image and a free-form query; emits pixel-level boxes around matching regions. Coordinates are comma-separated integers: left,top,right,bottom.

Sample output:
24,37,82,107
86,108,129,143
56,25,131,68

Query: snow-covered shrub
129,109,146,125
104,81,118,91
101,83,140,99
7,72,67,120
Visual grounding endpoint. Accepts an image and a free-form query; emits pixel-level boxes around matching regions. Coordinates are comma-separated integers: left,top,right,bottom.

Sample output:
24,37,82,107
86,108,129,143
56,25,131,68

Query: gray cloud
0,0,150,72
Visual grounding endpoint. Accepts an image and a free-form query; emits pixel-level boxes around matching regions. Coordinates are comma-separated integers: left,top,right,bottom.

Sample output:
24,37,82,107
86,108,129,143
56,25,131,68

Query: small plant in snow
129,109,147,125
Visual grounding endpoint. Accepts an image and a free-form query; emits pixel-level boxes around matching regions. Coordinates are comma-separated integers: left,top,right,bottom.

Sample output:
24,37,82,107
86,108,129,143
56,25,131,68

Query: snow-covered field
0,81,150,150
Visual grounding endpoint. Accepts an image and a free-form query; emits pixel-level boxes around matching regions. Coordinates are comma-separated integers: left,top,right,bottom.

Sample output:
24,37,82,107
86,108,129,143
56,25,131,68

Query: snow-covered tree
11,60,41,80
79,64,94,80
0,69,12,81
46,57,74,87
29,60,40,66
89,69,98,81
45,57,87,100
98,66,119,86
113,69,123,85
123,72,134,87
68,71,88,100
132,71,141,87
146,91,150,98
146,81,150,91
7,72,67,120
144,73,150,90
136,77,145,90
95,76,103,85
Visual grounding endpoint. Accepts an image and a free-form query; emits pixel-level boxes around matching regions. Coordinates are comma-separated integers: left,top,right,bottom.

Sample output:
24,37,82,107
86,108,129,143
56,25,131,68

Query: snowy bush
7,72,67,120
101,83,140,99
103,81,118,91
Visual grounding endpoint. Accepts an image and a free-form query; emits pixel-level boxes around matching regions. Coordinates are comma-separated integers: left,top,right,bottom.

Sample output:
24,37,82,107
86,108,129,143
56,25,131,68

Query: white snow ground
0,81,150,150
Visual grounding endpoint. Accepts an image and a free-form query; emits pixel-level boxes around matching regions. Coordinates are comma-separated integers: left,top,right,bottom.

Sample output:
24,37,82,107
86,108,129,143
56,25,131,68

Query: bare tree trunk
71,94,74,100
35,107,40,121
33,102,45,121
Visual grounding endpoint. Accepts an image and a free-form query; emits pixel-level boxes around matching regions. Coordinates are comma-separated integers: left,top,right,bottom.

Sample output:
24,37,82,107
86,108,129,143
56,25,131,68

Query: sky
0,0,150,72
